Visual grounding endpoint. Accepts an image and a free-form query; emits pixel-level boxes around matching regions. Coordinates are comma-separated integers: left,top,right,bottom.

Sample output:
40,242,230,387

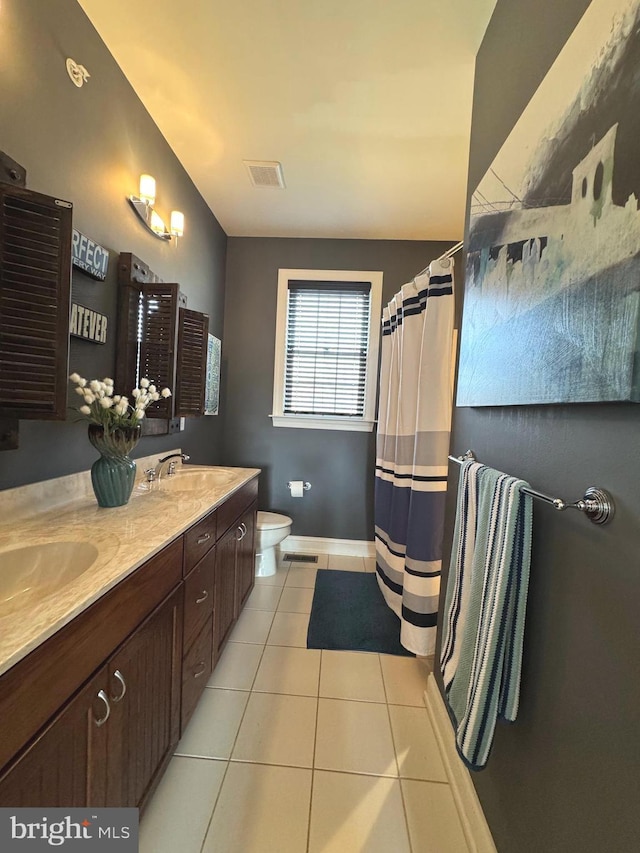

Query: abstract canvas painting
205,334,221,415
457,0,640,405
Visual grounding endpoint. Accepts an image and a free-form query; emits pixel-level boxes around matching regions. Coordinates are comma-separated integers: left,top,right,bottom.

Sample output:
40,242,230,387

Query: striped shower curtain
374,258,455,656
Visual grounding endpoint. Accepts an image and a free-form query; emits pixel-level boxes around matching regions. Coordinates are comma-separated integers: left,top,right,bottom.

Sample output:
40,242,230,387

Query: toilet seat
257,511,292,530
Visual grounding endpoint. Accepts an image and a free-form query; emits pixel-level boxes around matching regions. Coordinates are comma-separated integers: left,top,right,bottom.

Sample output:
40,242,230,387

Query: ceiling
78,0,496,241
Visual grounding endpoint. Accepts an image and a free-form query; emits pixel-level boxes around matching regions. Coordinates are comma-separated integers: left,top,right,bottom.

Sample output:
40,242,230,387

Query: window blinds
284,280,371,417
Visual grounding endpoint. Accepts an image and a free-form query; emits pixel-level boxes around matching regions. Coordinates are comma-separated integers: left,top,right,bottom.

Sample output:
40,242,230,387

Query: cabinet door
0,668,109,808
213,524,240,663
235,502,257,614
106,586,183,807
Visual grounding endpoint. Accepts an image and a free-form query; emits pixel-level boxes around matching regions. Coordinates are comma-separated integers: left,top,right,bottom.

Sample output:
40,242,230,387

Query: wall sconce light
128,174,184,241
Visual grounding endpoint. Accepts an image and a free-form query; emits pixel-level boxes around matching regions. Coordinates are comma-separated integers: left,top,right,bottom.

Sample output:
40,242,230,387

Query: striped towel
440,460,533,770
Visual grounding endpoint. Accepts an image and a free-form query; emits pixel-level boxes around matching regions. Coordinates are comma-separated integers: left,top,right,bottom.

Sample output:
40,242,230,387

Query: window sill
271,415,375,432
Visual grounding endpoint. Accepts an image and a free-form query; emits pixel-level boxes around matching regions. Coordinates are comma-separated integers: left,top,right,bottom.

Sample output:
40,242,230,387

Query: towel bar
448,450,614,525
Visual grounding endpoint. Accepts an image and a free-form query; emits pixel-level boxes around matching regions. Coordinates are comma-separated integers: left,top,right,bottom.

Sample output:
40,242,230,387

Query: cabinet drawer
181,617,213,730
216,478,258,539
183,549,215,651
184,508,217,575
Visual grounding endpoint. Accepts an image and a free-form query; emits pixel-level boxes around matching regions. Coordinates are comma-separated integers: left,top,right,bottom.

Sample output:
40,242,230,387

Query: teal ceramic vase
88,424,141,508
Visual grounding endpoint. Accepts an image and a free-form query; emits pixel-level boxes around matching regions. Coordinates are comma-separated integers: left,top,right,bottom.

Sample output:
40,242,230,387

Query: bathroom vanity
0,463,258,809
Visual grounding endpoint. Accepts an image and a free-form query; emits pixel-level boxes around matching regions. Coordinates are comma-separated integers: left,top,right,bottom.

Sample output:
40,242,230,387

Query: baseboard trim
424,673,497,853
280,535,375,558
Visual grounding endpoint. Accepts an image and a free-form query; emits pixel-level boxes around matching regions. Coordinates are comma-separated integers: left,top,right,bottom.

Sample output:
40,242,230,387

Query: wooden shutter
139,283,179,418
175,308,209,417
0,185,72,419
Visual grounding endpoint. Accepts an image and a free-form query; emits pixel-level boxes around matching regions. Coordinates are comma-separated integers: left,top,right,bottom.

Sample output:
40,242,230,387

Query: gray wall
0,0,227,490
222,237,454,540
436,1,640,851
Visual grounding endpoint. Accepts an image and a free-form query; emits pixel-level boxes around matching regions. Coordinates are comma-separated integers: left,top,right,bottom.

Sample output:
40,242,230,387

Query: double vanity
0,459,259,809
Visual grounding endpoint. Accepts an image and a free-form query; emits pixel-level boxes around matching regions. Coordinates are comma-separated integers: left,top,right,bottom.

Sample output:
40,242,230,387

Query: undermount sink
0,541,99,616
160,467,237,492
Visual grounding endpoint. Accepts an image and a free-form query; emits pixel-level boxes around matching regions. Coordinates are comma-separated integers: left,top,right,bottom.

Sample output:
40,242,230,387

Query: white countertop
0,461,260,678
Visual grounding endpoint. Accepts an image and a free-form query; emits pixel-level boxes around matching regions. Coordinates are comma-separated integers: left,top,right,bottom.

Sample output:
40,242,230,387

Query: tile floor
140,552,469,853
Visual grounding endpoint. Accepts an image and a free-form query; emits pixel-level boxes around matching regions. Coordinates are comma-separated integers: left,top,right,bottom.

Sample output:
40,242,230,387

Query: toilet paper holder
287,481,311,491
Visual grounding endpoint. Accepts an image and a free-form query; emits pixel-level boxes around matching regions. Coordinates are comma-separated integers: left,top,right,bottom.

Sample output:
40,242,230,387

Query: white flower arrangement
69,373,171,429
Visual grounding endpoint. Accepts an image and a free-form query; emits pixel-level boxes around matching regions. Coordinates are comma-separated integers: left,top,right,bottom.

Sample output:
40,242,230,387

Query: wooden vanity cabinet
182,478,258,714
105,587,183,808
213,482,258,665
0,579,183,809
236,503,257,613
181,528,216,729
0,474,258,809
0,667,108,807
0,538,184,808
213,523,240,662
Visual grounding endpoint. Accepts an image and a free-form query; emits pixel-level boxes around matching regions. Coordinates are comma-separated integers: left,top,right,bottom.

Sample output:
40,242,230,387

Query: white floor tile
309,770,411,853
380,654,430,706
255,565,289,587
315,698,397,777
232,691,317,767
228,608,274,644
175,689,249,760
202,763,312,853
139,756,226,853
277,586,315,614
285,565,318,588
388,704,448,781
267,611,310,648
140,551,466,853
245,584,283,611
253,645,320,696
319,650,386,703
326,554,365,571
206,642,263,691
402,779,470,852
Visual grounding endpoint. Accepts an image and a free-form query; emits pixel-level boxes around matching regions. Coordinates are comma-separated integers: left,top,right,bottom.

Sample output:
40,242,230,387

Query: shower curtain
374,257,455,656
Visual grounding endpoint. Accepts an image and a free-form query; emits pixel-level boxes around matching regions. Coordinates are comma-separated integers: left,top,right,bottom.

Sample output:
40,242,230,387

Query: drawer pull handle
111,669,127,703
193,661,207,678
197,533,212,545
195,589,209,604
236,525,243,541
240,522,247,537
94,689,111,727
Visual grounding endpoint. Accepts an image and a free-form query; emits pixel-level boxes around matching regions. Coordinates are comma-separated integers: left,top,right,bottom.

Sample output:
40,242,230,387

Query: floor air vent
283,553,318,563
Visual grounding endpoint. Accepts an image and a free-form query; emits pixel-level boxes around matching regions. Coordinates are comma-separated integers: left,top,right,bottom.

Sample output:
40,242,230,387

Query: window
272,269,383,431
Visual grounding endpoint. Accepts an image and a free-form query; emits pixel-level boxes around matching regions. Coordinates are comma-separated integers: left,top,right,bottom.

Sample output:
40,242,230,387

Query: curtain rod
414,240,464,279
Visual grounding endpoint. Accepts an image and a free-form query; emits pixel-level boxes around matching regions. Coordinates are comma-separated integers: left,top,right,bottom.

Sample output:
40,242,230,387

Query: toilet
255,511,293,577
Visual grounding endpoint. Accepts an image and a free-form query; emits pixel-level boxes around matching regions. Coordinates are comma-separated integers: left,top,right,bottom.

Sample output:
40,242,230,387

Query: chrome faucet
145,453,190,483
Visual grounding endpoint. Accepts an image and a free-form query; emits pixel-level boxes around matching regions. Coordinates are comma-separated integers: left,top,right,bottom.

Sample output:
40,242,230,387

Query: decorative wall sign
70,302,108,344
457,0,640,406
205,334,221,415
71,229,110,280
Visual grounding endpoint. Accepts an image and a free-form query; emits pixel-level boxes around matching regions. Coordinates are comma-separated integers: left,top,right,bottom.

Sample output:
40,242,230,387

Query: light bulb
170,210,184,237
149,209,166,235
139,174,156,205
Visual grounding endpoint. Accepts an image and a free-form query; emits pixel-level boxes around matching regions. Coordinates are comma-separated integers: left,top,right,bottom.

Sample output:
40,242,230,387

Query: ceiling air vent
243,160,285,189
